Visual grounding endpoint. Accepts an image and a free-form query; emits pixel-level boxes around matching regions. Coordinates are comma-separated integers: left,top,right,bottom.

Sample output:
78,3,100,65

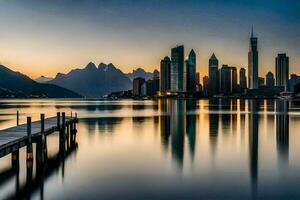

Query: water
0,99,300,199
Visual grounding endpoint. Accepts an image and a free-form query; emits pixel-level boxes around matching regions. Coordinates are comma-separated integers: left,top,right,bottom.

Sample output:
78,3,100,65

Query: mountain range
35,75,53,83
0,65,82,98
126,68,154,81
48,62,133,98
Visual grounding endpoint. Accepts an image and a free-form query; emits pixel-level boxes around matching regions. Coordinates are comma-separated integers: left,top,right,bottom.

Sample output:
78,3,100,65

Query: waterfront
0,99,300,199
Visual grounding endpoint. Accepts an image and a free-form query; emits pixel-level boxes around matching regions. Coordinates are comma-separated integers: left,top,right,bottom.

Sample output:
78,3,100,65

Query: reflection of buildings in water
160,99,171,150
248,99,259,195
208,99,220,155
266,99,275,112
186,100,197,160
80,117,123,134
275,100,289,167
170,100,186,169
159,99,197,169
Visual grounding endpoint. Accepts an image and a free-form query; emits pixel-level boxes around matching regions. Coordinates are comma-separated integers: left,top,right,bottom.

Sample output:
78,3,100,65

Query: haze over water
0,99,300,199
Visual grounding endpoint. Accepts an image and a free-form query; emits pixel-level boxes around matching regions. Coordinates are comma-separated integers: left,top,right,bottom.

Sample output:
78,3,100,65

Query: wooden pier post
66,122,70,148
37,114,46,164
16,111,19,126
59,112,66,156
57,112,61,129
11,150,19,170
26,117,33,161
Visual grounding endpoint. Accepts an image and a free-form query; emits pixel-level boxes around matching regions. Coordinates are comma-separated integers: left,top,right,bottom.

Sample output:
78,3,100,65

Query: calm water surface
0,99,300,200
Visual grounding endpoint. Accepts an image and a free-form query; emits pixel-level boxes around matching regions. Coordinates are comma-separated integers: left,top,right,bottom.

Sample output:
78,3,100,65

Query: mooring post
57,112,61,129
37,114,46,164
16,111,19,126
66,121,70,148
26,116,33,162
11,150,19,170
59,112,66,156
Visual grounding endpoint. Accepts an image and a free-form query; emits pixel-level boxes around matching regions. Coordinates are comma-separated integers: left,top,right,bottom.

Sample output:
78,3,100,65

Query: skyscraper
160,56,171,92
219,65,232,95
231,67,238,93
240,68,247,90
248,28,259,89
186,49,196,92
275,53,289,91
266,71,275,88
208,53,219,95
133,77,145,96
171,45,184,92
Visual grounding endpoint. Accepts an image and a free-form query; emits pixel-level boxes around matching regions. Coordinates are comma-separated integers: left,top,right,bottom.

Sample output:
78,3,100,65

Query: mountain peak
85,62,97,70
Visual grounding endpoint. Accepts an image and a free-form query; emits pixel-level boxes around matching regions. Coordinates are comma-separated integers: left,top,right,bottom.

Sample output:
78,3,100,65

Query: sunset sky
0,0,299,79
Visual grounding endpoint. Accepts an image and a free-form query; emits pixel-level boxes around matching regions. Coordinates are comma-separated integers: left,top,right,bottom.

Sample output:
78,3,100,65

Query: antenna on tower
251,26,254,37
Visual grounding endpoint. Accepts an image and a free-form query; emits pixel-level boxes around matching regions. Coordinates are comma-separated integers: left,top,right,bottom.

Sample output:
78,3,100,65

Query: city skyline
0,0,299,79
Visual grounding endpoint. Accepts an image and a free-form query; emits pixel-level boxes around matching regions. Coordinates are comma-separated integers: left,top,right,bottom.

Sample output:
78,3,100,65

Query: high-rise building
133,77,145,96
248,28,259,89
196,72,200,85
231,67,238,93
203,76,210,96
275,53,289,91
240,68,247,90
208,53,219,95
266,71,275,88
219,65,232,95
153,69,159,80
160,56,171,92
186,49,196,92
258,77,265,87
171,45,184,92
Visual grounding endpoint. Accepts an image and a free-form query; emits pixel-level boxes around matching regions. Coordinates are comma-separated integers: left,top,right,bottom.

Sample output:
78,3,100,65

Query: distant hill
126,68,153,81
35,75,53,83
0,65,82,98
48,62,132,98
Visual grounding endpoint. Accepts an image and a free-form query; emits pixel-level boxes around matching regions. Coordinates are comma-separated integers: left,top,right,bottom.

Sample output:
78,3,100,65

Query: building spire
251,26,254,38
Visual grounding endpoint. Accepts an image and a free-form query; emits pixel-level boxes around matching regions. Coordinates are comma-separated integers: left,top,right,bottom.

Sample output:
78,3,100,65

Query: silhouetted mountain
0,65,82,98
49,62,132,98
126,68,153,81
35,75,53,83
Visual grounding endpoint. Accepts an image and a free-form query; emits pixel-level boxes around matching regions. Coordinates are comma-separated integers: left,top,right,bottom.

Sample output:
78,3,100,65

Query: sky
0,0,299,79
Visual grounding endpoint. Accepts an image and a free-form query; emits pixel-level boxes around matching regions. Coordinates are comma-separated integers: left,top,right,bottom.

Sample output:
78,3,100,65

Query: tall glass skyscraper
171,45,184,92
239,68,247,90
186,49,196,92
209,53,219,95
248,29,259,89
160,56,171,92
275,53,289,91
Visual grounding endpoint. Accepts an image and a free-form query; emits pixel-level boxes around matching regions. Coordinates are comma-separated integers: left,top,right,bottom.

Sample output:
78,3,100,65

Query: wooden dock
0,112,78,163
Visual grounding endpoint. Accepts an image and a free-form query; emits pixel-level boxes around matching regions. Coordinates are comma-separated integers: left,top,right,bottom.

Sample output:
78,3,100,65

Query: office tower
258,77,265,87
186,49,196,92
275,53,289,91
248,28,259,89
171,45,184,92
231,67,238,93
133,77,145,96
240,68,247,90
266,71,275,88
153,69,159,80
160,56,171,92
203,76,210,96
209,53,219,95
289,74,300,92
219,65,232,95
196,72,200,85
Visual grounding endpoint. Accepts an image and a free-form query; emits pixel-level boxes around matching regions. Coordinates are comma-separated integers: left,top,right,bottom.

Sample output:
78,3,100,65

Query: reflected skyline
0,99,298,199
